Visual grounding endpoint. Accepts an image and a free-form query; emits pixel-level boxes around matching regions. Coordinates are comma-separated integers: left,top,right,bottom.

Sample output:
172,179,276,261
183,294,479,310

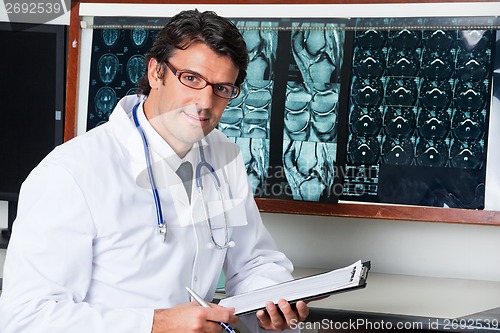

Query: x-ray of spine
345,19,494,200
283,23,344,201
219,21,278,195
348,24,493,170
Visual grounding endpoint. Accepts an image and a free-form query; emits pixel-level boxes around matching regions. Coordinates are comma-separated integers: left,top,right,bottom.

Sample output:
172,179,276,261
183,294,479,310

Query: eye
183,73,199,82
215,85,230,94
180,72,204,87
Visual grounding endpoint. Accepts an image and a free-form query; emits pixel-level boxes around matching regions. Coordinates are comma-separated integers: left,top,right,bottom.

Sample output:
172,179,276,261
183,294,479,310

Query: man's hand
256,299,309,331
152,301,238,333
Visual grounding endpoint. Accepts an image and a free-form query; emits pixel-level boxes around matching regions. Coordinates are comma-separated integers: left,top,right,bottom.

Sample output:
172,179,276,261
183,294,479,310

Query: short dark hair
137,9,248,95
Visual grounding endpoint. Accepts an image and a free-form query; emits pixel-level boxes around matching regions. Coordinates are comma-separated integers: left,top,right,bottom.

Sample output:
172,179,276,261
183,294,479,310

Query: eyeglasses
166,62,240,100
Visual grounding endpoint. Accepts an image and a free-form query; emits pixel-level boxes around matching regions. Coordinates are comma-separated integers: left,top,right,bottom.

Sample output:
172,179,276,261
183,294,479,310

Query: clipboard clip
360,261,371,281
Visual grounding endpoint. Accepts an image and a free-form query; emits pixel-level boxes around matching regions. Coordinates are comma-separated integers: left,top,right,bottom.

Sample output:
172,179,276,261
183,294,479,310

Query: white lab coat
0,95,295,333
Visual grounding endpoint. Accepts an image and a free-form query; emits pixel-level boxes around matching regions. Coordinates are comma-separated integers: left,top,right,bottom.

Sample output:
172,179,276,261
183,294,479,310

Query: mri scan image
343,17,495,208
131,27,148,48
94,87,117,118
421,49,454,80
415,138,449,167
281,21,344,202
97,54,119,84
353,48,386,78
86,16,496,209
350,106,383,137
283,141,337,201
217,20,279,196
381,137,414,165
126,55,146,84
101,28,120,47
383,106,416,138
87,18,166,129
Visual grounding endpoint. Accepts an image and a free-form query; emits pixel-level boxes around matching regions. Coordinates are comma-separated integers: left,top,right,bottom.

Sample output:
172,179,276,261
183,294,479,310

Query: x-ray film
87,18,166,129
86,16,499,208
281,22,344,201
223,19,346,202
342,18,497,209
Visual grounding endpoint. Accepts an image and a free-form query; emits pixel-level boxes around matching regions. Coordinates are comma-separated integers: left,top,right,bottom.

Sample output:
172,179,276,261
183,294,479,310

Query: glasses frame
165,62,240,100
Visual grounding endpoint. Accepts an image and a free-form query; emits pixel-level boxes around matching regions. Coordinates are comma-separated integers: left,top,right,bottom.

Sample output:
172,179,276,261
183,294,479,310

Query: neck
143,97,193,158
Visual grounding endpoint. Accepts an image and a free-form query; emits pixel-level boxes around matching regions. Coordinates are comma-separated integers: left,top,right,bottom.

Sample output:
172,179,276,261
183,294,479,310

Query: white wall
0,201,7,229
2,202,500,282
262,213,500,282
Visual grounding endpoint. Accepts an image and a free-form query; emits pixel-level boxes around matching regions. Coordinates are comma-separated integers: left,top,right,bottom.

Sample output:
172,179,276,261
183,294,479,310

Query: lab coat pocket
191,197,248,228
206,198,248,229
206,198,247,249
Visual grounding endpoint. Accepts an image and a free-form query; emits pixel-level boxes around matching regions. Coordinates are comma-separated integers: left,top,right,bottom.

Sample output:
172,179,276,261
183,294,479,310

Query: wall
0,201,6,230
2,201,500,282
262,212,500,282
2,2,500,284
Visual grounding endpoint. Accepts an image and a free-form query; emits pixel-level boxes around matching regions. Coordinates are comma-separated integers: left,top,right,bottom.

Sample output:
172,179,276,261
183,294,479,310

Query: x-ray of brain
131,27,148,48
94,86,117,119
101,28,119,48
127,55,147,84
87,18,164,130
97,54,119,84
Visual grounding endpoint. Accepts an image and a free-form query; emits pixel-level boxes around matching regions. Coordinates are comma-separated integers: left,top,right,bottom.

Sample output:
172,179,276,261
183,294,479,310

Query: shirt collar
134,99,208,172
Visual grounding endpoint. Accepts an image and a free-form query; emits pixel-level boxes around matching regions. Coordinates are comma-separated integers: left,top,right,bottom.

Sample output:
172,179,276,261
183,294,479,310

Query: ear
147,58,161,90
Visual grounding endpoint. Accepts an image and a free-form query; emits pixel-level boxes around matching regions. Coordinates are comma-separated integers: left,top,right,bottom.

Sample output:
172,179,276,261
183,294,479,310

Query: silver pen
185,286,237,333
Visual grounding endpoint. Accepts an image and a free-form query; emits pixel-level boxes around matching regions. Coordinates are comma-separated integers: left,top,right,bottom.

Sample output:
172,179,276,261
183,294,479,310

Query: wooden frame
65,0,500,226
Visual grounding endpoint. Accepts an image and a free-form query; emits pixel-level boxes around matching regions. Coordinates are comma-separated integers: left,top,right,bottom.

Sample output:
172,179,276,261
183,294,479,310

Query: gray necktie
176,161,193,201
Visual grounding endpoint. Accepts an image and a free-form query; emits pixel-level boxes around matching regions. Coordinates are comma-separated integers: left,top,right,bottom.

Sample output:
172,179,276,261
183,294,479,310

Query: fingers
256,303,275,330
191,302,238,333
295,301,309,322
256,300,310,331
152,302,238,333
205,304,239,326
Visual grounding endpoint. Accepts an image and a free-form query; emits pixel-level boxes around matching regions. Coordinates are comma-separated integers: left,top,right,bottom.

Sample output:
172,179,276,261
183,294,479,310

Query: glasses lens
214,85,240,99
178,72,206,89
177,70,239,99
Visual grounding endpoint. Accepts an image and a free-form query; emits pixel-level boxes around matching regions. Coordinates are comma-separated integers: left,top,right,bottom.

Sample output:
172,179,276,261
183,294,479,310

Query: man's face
144,42,239,156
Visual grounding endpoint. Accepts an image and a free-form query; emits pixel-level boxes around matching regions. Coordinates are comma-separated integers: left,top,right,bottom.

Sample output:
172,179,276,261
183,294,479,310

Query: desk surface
1,255,499,324
292,267,500,320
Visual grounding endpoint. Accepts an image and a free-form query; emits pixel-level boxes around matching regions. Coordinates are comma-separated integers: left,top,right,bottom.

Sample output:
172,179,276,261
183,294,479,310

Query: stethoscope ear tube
132,102,167,240
132,100,234,249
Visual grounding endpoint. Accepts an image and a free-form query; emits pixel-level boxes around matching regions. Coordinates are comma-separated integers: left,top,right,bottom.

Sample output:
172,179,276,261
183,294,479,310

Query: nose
196,85,215,110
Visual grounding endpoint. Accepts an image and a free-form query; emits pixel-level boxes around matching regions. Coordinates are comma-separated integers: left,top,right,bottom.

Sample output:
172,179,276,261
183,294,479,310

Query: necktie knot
176,161,193,201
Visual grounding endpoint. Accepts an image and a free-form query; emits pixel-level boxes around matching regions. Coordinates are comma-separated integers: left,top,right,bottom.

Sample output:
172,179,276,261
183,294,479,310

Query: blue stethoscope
132,101,234,249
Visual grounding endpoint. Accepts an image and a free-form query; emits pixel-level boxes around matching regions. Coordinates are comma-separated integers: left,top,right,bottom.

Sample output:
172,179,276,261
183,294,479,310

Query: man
0,9,309,333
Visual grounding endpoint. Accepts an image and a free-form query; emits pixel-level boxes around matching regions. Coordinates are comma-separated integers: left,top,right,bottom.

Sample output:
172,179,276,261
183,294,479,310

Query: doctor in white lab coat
0,9,309,333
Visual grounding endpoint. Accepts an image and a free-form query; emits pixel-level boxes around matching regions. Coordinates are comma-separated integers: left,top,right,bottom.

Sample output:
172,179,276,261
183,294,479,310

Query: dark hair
137,9,248,95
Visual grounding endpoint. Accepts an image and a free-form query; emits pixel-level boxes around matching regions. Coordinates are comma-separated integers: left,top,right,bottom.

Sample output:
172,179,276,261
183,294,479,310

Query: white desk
1,256,499,331
290,267,500,332
292,268,500,319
